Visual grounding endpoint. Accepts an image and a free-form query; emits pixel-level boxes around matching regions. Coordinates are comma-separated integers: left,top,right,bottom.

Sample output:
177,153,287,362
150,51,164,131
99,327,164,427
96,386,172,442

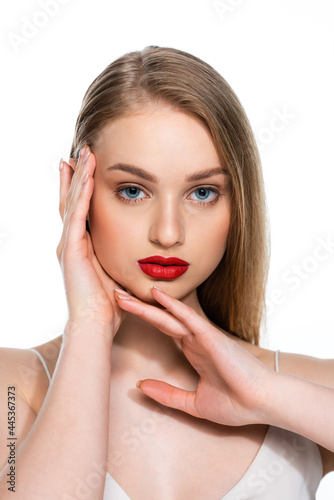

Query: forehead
95,107,223,178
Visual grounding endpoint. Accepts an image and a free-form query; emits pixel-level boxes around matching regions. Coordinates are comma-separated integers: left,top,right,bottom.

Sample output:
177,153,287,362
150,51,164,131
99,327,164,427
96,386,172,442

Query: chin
126,287,159,304
122,281,169,305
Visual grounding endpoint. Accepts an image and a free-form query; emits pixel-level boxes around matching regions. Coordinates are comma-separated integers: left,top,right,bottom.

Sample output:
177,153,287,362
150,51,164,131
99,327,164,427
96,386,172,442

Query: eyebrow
106,163,227,183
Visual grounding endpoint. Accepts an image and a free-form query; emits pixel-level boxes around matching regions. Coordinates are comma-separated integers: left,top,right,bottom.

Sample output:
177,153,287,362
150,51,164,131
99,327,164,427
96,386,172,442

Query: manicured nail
153,285,164,292
114,289,133,300
59,158,64,171
136,380,143,389
116,294,134,301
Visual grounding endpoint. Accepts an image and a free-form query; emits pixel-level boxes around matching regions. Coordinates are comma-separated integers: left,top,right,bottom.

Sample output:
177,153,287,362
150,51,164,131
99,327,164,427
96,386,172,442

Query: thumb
136,379,198,417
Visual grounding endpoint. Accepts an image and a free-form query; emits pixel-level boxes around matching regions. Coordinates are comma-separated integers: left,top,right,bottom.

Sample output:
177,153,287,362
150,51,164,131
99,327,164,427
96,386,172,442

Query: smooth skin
115,286,334,450
1,105,334,499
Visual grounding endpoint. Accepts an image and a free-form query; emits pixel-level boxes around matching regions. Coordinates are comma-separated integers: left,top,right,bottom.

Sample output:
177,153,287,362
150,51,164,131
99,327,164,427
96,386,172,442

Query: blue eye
121,187,145,199
189,188,217,202
115,185,222,206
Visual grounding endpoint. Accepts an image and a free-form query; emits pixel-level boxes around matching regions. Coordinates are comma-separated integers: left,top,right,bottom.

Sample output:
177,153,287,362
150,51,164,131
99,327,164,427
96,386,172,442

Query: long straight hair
70,46,270,345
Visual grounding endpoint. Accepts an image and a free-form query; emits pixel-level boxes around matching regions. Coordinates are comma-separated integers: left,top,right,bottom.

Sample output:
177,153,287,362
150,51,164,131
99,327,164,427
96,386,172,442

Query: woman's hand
114,286,276,427
57,146,126,338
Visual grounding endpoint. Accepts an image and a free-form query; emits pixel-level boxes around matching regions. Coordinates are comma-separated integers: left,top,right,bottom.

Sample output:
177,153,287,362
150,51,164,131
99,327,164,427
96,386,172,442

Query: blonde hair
70,46,270,345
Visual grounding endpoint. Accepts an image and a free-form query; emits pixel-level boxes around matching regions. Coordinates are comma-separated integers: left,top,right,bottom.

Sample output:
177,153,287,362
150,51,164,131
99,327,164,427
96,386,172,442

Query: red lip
138,255,189,266
138,255,189,280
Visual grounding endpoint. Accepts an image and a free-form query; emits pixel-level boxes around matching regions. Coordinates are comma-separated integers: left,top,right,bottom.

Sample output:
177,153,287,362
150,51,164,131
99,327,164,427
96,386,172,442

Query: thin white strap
29,348,51,383
275,349,280,373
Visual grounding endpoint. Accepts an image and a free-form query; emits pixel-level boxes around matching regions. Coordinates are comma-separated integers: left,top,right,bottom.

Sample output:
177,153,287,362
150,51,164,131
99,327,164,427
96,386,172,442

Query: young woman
0,46,333,500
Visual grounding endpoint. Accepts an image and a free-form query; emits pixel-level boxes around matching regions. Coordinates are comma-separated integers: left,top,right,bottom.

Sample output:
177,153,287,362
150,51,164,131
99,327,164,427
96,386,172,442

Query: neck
51,290,211,380
111,289,207,379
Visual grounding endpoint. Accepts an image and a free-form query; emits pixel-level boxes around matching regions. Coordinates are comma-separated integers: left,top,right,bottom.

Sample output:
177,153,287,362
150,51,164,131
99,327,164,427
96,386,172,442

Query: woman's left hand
114,286,276,427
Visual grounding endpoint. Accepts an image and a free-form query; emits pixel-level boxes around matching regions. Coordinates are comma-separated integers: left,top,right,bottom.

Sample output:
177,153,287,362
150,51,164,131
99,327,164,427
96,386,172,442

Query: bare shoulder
27,335,63,412
0,346,47,416
0,338,64,473
267,348,334,387
0,347,40,472
0,347,31,402
0,335,62,415
233,335,334,387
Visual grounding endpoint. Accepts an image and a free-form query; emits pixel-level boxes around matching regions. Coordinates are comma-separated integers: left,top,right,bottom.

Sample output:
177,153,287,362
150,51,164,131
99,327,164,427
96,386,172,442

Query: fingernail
153,285,163,292
59,158,64,171
114,288,127,294
136,380,143,389
116,294,134,301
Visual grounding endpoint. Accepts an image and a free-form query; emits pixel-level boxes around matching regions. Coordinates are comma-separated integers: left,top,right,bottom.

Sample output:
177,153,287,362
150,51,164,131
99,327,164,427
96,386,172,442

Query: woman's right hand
56,145,125,339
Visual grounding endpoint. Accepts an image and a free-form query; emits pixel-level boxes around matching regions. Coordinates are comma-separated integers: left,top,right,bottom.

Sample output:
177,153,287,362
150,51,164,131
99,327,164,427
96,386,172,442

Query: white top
30,348,52,382
29,348,323,499
103,425,322,499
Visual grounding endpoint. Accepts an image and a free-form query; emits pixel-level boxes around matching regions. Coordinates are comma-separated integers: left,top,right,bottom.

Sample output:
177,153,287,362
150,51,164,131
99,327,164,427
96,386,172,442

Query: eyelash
113,185,224,207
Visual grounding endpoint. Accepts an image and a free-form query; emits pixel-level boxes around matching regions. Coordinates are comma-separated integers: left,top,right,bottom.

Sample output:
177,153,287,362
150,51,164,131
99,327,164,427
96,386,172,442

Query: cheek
197,203,230,236
89,196,127,263
212,215,230,253
189,209,230,272
88,197,145,282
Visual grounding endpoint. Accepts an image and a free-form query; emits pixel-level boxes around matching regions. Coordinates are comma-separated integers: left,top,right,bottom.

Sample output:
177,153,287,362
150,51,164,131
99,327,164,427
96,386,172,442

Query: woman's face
89,105,231,304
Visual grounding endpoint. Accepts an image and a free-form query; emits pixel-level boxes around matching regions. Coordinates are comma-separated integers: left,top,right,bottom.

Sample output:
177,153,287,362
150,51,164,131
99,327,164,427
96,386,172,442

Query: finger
114,292,191,339
64,147,92,221
59,160,74,221
61,149,95,243
59,147,88,222
137,379,199,418
63,164,95,251
57,173,92,263
57,152,95,262
57,148,91,258
150,287,214,338
68,157,76,172
57,158,74,260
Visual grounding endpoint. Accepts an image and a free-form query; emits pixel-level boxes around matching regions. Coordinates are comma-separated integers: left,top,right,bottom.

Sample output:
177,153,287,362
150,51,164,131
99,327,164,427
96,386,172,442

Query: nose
148,197,185,248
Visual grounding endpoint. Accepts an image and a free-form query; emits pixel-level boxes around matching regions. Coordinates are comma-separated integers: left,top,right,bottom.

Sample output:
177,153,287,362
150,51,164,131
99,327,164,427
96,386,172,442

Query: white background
1,0,333,497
